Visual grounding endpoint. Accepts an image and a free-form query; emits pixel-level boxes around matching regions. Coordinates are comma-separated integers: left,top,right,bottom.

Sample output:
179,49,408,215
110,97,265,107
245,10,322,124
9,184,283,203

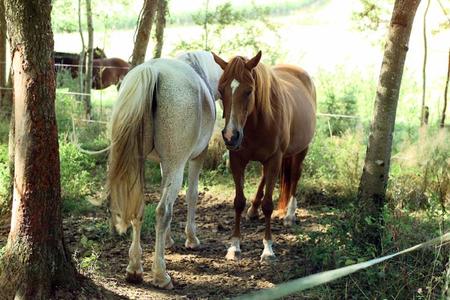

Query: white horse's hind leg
185,149,207,249
152,165,184,289
126,203,144,283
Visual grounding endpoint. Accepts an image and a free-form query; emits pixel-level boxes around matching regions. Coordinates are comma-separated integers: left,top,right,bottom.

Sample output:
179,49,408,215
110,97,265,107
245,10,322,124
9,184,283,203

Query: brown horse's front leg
260,154,282,262
246,173,265,220
226,153,248,261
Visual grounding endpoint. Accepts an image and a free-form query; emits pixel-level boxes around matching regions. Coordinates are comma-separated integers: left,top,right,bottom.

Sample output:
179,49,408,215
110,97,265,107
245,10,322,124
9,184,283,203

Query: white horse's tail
107,63,157,234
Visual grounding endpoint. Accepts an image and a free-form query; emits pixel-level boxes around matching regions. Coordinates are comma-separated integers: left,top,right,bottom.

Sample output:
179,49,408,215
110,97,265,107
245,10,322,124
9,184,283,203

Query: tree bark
0,1,7,112
420,0,431,126
441,49,449,128
131,0,158,67
83,0,93,119
356,0,421,250
153,0,168,58
0,0,78,298
78,0,85,102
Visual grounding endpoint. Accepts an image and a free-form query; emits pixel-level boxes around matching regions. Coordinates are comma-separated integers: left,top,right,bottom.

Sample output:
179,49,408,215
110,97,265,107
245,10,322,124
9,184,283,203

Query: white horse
107,51,222,289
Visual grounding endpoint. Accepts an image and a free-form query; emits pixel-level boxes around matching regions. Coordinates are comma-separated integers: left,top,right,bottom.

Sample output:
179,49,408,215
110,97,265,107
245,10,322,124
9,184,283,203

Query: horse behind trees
213,51,316,262
92,58,130,90
106,51,222,288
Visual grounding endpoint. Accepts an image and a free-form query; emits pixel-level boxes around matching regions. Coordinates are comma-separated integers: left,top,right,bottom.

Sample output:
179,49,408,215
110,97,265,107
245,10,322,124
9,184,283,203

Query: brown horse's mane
221,56,279,123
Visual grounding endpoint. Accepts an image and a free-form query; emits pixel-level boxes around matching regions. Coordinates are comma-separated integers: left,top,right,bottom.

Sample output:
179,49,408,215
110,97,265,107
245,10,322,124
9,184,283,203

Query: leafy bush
0,144,10,215
173,1,285,64
59,141,99,214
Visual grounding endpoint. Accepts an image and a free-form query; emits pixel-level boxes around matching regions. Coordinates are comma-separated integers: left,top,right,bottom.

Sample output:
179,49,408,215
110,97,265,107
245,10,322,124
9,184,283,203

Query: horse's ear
245,51,262,70
212,52,228,70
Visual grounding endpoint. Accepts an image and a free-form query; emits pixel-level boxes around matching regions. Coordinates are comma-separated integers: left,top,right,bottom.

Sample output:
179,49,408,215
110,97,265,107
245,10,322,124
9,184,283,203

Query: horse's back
273,64,316,107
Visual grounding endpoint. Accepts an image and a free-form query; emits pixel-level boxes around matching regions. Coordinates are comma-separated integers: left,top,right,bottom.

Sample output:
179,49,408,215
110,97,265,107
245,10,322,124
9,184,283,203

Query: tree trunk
420,0,431,126
0,1,7,112
356,0,421,250
153,0,168,59
78,0,85,102
131,0,158,67
0,0,78,298
441,49,449,128
83,0,93,119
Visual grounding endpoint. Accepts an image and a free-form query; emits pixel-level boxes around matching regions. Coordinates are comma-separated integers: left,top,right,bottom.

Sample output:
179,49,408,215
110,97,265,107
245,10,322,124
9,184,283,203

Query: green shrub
142,203,157,237
0,144,10,215
59,141,99,214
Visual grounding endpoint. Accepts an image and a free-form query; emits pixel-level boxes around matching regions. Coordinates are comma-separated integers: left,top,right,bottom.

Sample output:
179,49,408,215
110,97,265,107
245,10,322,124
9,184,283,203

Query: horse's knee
234,196,246,213
156,203,172,228
261,198,274,217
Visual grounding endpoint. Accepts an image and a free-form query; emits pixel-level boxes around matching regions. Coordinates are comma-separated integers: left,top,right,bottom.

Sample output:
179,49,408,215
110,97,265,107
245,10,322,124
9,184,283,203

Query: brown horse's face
213,51,262,150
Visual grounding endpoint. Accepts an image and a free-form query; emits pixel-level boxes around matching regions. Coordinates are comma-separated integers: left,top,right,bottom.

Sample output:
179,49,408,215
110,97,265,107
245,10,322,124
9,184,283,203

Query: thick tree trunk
0,0,78,298
83,0,93,119
356,0,421,250
131,0,158,67
0,1,8,112
153,0,168,59
441,49,449,128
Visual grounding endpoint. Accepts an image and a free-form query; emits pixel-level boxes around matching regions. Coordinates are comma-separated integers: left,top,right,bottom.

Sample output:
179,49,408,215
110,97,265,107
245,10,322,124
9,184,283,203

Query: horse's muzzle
222,129,243,151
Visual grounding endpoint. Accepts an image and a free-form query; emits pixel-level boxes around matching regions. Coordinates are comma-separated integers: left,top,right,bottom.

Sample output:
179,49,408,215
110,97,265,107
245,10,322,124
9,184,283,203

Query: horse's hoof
246,206,259,221
185,237,201,249
271,209,286,220
165,236,175,249
225,249,241,261
126,271,143,284
283,215,296,227
153,274,173,290
260,253,276,264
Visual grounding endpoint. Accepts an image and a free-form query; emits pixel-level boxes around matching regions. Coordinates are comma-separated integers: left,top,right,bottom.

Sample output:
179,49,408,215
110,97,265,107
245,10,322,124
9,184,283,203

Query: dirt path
60,190,329,299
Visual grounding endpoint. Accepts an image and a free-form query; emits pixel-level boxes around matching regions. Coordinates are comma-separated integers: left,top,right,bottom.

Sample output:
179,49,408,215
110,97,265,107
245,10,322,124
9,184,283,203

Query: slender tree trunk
131,0,158,67
78,0,85,102
0,0,78,297
420,0,431,126
153,0,168,58
0,1,7,112
83,0,93,119
441,49,449,128
356,0,421,250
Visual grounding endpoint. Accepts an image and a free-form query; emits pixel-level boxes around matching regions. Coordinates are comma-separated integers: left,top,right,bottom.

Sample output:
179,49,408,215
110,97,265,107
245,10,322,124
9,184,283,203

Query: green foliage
75,234,102,274
316,67,370,136
59,141,99,214
173,1,285,64
0,144,10,216
52,0,138,33
142,203,157,237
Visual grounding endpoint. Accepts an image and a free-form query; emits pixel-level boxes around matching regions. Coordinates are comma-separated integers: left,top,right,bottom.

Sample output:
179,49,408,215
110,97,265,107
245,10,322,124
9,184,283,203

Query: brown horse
92,58,130,90
212,51,316,262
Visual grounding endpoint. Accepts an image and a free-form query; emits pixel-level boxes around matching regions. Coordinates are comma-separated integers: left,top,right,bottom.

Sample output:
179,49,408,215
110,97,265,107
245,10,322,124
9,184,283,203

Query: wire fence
235,232,450,300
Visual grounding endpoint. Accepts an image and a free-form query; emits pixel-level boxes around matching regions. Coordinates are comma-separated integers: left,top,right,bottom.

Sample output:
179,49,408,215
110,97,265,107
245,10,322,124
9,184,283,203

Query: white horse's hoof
126,271,143,284
271,209,286,220
165,236,175,249
185,237,200,249
283,215,296,227
153,273,173,289
246,206,259,221
260,253,276,263
225,249,241,261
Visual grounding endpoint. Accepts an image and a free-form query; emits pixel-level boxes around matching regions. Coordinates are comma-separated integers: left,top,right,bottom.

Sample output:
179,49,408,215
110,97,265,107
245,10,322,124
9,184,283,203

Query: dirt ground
1,190,331,299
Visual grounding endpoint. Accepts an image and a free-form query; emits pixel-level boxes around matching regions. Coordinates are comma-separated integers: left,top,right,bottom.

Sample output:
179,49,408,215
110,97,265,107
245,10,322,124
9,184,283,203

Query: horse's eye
244,90,252,98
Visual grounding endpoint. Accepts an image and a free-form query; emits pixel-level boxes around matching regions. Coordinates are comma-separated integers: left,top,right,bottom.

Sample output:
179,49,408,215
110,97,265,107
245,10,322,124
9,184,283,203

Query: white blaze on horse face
224,79,240,141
